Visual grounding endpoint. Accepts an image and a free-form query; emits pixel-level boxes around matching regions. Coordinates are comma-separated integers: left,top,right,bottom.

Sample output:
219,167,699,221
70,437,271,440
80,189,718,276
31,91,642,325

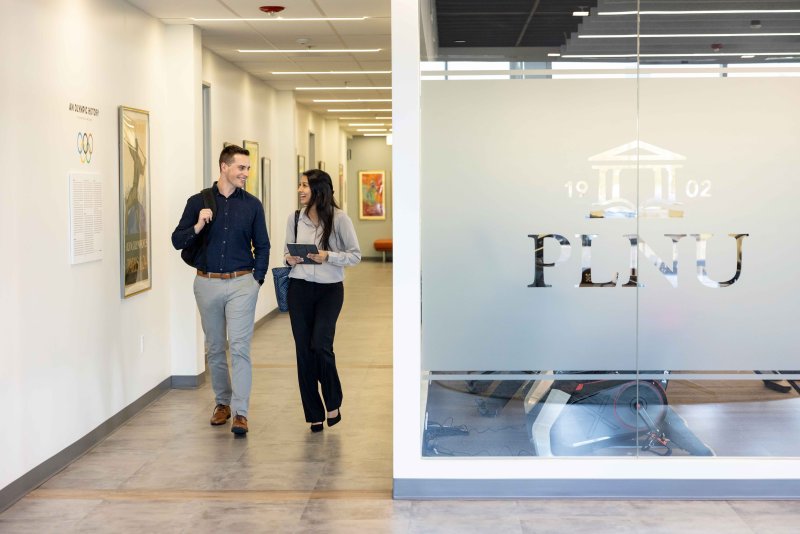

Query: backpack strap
201,188,216,220
199,187,216,268
294,210,300,241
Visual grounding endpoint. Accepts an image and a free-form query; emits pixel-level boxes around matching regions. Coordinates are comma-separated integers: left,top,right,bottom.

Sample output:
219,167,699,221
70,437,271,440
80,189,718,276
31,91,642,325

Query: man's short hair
219,144,250,171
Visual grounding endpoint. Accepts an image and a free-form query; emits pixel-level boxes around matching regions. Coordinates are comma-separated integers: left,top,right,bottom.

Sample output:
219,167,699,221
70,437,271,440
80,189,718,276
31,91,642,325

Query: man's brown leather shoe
210,404,231,426
231,415,248,435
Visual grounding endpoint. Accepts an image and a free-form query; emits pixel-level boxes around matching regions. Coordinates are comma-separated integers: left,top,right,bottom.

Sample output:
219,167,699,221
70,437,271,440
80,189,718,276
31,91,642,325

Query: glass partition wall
410,0,800,479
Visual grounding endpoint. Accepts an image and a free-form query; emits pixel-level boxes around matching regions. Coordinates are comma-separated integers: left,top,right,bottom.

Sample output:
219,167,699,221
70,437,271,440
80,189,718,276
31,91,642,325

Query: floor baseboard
1,377,171,513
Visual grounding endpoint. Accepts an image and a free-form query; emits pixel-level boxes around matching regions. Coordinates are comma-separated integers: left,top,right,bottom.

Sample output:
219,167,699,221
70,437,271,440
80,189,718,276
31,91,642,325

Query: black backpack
180,188,216,267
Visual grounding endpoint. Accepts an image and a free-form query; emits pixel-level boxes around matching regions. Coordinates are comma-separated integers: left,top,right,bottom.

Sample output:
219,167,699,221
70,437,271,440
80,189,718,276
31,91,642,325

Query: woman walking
284,169,361,432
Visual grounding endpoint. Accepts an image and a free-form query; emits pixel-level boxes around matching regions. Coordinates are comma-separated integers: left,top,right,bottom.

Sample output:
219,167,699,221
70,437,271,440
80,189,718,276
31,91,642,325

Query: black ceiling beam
515,0,543,47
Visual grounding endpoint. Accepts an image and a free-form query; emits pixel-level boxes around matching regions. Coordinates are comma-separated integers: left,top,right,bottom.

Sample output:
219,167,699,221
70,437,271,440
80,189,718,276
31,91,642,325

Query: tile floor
2,262,800,533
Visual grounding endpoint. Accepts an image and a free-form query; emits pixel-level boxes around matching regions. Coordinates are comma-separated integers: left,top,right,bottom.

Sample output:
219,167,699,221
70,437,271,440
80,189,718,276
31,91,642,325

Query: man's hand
194,208,213,234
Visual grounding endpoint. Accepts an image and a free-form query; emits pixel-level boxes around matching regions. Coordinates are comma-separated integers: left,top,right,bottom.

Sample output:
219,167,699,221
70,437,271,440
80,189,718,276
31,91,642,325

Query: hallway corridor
2,262,800,532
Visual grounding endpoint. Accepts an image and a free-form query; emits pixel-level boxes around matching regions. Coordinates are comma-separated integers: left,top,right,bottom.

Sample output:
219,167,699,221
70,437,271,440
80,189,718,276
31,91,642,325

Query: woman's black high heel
327,409,341,427
310,422,324,433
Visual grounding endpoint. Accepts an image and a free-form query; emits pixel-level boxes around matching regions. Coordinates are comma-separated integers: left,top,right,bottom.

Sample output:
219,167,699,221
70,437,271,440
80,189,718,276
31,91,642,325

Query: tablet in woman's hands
287,243,321,264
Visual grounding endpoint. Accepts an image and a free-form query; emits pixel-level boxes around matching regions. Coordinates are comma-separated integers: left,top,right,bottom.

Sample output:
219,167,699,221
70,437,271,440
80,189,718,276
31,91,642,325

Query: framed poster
119,106,151,298
242,139,260,199
358,170,386,220
262,157,271,226
338,163,346,211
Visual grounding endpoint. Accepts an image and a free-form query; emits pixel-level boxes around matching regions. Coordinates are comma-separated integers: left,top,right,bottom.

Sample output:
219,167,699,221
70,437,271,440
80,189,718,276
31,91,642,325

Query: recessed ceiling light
313,99,392,103
573,10,590,16
238,48,381,53
192,17,368,21
295,87,391,90
272,70,391,75
328,109,392,112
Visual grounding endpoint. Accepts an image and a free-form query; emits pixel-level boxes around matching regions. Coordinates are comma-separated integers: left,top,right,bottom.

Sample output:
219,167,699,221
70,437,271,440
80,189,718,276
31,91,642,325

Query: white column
165,25,205,377
275,90,298,225
392,0,422,482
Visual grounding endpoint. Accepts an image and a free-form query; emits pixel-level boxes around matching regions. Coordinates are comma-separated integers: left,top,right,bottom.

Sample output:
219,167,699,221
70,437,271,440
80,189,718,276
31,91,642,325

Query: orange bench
373,238,393,262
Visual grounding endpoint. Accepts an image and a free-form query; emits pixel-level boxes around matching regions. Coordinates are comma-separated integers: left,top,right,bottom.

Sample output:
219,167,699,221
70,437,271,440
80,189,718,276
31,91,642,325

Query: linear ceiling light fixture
273,70,391,75
313,99,391,103
239,48,381,53
580,33,800,39
348,123,386,126
295,86,391,90
357,128,388,132
328,109,392,112
193,17,368,21
599,9,800,16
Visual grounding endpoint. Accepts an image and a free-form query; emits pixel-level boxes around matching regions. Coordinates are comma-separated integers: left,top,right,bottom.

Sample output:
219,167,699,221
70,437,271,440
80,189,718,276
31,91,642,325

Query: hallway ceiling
126,0,800,134
126,0,391,134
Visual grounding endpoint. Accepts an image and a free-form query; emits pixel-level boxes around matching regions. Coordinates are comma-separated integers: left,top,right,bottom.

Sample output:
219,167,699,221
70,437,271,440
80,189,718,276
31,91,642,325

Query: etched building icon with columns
588,140,686,219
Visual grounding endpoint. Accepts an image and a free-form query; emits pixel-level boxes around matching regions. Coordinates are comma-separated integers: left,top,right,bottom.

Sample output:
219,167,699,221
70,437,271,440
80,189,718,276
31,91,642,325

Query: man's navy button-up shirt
171,183,270,281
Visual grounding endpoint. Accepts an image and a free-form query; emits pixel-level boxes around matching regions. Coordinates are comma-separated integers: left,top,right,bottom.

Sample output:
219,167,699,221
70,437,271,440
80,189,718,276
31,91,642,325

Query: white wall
0,0,347,493
1,0,177,489
295,106,346,177
166,25,204,378
347,137,394,256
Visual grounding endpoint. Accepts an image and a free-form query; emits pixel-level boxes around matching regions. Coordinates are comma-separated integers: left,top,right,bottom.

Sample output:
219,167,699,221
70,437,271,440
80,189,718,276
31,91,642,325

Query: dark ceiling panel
434,0,800,64
436,0,598,48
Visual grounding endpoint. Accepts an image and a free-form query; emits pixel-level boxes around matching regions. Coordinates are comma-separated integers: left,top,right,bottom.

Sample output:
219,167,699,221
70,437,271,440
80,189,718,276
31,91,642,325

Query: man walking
171,145,269,435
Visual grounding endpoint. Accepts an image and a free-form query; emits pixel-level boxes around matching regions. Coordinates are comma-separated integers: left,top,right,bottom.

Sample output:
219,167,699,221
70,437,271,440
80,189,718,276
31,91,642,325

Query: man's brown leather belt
196,270,253,279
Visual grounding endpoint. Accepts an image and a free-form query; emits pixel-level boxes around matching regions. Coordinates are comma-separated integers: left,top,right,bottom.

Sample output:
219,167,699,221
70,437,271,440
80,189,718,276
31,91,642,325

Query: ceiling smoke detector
296,37,312,48
259,6,285,16
711,43,723,52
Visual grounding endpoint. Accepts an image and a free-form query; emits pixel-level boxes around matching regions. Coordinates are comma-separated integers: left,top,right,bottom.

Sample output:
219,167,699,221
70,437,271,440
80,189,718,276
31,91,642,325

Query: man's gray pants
194,274,261,418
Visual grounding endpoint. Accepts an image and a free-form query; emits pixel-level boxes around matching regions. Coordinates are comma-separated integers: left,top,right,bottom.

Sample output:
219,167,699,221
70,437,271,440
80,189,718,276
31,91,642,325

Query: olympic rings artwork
77,132,94,163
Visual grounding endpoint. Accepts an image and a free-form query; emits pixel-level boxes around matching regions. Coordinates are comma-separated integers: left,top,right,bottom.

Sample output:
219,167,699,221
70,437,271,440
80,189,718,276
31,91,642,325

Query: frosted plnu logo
529,141,748,289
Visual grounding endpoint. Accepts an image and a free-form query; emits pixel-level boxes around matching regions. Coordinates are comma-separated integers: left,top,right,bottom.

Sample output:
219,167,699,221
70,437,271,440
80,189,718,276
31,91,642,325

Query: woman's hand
286,255,304,266
307,250,329,264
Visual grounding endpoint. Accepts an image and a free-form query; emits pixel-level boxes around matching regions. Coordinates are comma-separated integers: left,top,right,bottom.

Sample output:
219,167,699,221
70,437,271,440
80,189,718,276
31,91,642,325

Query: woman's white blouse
284,208,361,283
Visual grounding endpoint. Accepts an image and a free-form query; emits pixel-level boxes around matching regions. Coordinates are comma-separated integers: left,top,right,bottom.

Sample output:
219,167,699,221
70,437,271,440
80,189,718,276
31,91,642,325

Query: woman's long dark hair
303,169,339,251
